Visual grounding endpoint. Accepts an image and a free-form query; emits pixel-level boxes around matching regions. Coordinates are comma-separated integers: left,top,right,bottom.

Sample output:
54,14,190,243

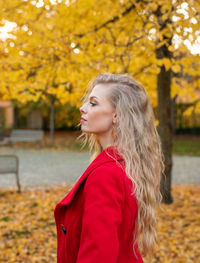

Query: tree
61,0,199,203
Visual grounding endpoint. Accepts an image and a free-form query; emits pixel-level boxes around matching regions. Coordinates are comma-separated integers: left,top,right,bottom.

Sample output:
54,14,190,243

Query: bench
9,129,44,143
0,155,21,192
0,129,44,147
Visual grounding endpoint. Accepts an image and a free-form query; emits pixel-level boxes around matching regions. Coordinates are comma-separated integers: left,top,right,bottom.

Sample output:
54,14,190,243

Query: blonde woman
54,73,164,263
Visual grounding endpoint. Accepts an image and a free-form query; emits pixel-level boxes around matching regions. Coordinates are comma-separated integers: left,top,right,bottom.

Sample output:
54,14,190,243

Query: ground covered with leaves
0,184,199,263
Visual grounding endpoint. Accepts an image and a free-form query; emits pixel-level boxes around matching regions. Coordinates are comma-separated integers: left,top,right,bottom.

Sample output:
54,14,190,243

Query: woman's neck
97,130,114,150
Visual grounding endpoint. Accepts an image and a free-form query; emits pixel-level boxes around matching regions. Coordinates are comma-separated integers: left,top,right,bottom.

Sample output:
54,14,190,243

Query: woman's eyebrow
89,96,98,100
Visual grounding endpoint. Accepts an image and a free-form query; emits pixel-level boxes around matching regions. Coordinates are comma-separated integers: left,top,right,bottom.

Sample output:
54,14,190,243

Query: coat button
60,224,67,234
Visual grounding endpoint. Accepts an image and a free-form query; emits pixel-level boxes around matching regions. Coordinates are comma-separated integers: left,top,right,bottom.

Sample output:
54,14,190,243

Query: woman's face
80,84,116,135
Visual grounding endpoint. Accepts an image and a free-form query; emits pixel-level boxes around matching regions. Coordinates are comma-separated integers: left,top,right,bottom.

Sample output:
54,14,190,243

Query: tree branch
75,3,136,38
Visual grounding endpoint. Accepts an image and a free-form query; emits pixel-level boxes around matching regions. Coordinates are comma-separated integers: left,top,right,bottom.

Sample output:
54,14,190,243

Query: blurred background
0,0,200,262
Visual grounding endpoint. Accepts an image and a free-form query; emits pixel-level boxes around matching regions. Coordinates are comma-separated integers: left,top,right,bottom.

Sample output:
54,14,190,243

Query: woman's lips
80,118,87,123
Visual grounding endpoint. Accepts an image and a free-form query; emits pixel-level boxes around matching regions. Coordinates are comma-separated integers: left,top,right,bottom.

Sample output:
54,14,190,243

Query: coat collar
57,146,123,207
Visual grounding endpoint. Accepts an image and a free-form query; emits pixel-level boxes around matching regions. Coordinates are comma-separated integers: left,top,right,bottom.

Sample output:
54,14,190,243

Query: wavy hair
79,73,165,257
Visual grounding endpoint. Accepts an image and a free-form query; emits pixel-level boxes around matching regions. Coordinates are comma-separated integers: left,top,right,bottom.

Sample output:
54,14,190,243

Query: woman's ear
113,113,118,124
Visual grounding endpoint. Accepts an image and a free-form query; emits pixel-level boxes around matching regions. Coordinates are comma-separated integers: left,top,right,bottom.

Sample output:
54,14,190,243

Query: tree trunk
156,63,173,204
171,95,178,134
50,96,55,141
154,3,174,204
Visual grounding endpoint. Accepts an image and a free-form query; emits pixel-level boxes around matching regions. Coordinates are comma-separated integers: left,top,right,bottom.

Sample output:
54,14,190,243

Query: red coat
54,146,143,263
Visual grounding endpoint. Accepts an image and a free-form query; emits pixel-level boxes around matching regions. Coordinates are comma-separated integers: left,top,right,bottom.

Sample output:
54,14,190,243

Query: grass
173,135,200,156
1,131,200,156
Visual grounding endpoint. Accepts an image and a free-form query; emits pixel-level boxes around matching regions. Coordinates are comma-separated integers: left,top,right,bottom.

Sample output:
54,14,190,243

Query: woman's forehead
89,84,109,99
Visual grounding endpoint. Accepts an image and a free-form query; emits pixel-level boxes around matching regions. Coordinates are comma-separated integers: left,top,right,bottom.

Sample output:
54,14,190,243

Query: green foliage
54,104,81,129
14,101,81,129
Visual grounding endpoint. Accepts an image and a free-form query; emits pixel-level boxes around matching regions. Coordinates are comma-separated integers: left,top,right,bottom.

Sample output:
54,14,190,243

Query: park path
0,148,199,189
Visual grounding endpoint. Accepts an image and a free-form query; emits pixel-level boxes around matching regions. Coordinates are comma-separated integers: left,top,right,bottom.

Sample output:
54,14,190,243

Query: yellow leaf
162,58,171,71
183,106,193,116
172,64,181,73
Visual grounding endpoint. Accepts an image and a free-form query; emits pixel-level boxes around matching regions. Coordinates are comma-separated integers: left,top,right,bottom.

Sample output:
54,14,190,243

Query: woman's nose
80,104,86,113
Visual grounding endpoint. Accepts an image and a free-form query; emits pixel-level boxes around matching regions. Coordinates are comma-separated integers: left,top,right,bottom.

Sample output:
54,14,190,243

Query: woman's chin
81,128,94,134
81,127,89,133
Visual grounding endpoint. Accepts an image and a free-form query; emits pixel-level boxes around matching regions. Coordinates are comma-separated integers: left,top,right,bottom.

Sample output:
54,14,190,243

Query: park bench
0,155,21,192
0,129,44,146
8,129,44,143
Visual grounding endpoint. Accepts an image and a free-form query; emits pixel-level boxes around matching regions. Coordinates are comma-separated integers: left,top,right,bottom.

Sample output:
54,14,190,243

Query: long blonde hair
79,73,165,256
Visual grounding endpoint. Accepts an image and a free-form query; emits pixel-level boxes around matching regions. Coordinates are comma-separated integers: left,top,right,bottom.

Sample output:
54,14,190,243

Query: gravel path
0,148,199,189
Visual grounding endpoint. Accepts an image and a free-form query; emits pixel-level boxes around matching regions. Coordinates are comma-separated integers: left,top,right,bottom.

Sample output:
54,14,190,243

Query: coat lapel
57,146,123,207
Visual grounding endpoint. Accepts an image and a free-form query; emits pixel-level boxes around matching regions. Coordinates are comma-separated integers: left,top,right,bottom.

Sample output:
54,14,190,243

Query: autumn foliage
0,0,200,110
0,184,199,263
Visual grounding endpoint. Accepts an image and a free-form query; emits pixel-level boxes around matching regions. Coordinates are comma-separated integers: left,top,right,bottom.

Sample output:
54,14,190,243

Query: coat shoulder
84,160,126,198
89,159,126,182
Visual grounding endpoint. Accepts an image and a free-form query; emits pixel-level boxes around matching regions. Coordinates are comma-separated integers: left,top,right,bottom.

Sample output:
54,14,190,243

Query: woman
54,73,164,263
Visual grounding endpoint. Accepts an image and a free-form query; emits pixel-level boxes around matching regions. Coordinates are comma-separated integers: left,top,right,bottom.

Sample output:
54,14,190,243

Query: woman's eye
90,102,96,106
